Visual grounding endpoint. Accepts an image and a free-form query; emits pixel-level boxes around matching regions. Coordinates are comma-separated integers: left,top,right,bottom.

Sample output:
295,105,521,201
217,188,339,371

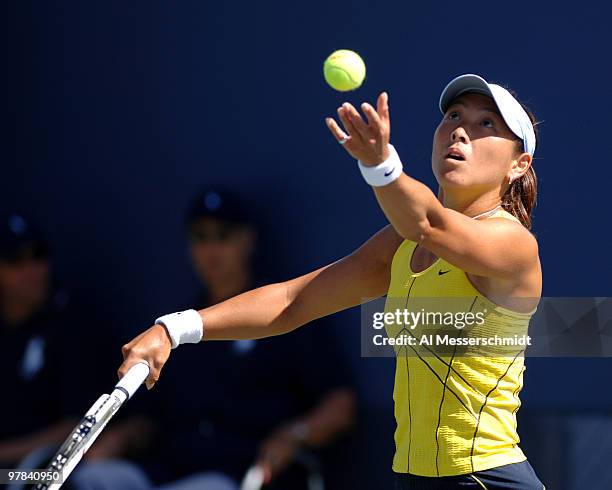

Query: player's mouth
444,147,467,162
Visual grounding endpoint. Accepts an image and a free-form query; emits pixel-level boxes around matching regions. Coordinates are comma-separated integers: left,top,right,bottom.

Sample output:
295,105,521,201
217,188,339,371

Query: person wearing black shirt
147,189,356,490
0,212,151,490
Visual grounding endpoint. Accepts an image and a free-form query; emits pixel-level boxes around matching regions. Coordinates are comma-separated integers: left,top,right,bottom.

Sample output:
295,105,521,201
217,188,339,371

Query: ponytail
500,95,540,231
501,166,537,230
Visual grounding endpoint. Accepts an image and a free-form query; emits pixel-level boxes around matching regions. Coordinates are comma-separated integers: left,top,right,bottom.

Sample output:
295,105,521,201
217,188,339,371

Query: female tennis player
119,74,544,489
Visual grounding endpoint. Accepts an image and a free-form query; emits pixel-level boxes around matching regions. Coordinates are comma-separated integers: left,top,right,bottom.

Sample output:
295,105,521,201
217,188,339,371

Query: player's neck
441,188,503,219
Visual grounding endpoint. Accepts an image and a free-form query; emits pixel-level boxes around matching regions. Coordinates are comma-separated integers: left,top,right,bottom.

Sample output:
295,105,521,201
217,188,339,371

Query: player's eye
481,119,494,128
447,111,459,120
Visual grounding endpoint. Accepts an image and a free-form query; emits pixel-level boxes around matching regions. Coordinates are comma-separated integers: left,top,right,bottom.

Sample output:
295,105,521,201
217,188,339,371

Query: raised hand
325,92,391,166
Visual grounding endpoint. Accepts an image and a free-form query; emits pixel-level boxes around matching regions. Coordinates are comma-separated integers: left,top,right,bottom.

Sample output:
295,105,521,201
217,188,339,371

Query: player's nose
451,126,469,144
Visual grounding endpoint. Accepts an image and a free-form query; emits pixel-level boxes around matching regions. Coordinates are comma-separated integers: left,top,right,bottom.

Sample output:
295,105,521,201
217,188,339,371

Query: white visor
439,74,536,156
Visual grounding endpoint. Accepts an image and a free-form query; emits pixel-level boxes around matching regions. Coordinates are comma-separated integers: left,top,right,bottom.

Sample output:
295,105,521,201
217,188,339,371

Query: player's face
431,93,521,191
0,248,50,305
188,219,254,284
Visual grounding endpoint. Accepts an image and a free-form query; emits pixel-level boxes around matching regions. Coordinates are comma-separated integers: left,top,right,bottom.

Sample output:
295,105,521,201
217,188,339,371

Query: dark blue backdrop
5,1,612,412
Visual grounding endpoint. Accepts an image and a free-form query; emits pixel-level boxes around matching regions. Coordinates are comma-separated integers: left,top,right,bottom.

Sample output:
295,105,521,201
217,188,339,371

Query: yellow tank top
384,209,537,477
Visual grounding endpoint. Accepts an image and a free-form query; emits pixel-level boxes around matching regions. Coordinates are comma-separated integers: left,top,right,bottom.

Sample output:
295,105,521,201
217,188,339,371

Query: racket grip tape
114,362,150,401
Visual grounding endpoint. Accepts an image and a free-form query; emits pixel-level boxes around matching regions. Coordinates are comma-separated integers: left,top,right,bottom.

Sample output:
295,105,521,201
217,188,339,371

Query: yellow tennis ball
323,49,366,92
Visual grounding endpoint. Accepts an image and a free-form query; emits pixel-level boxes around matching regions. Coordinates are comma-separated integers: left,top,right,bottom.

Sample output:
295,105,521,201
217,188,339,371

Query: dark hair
500,92,540,230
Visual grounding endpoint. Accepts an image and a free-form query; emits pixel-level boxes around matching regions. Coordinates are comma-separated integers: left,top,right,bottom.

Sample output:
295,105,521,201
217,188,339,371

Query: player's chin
434,157,462,173
434,167,468,188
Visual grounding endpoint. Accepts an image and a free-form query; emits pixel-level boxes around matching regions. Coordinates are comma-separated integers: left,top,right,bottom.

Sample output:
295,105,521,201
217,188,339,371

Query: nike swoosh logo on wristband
384,167,395,177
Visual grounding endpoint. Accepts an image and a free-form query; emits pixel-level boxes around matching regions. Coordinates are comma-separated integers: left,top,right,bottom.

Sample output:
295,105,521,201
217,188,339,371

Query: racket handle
113,362,150,402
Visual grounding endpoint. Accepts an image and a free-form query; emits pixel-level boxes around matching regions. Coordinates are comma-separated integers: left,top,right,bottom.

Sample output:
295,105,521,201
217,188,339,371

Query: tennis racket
33,362,150,490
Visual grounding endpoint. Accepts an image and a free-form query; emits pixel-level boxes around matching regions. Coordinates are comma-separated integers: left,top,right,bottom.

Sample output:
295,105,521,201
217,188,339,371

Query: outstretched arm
202,225,400,340
119,225,402,388
326,92,442,241
326,93,538,280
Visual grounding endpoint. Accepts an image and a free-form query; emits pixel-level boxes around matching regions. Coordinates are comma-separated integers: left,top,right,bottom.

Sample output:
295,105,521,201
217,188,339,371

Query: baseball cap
439,74,536,156
186,188,252,226
0,212,49,262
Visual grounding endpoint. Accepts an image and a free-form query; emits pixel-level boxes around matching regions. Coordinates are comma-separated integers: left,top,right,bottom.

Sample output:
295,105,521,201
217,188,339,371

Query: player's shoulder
485,213,540,267
487,211,538,244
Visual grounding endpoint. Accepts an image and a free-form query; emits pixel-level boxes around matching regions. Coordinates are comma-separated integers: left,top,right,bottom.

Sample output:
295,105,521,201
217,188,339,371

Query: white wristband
357,144,403,187
155,309,203,349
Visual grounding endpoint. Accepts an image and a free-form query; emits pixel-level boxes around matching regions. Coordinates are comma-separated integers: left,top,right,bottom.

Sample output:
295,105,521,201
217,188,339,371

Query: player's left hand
326,92,391,166
256,427,301,484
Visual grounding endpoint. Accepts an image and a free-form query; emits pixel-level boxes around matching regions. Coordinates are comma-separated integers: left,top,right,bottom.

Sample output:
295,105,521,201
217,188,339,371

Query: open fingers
337,106,364,145
325,117,347,141
361,101,384,135
342,102,373,142
326,117,349,143
377,92,390,122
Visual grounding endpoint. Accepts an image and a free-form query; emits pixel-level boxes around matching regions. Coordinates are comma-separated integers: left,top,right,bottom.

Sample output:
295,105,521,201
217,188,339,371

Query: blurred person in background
0,212,74,466
145,189,356,490
0,211,152,490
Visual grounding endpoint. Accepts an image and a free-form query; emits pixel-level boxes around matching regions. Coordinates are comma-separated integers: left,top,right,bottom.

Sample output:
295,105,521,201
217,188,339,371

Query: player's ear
511,152,532,180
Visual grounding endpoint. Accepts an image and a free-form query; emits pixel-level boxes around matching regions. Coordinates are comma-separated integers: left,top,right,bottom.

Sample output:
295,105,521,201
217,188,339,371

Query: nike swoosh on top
438,270,450,275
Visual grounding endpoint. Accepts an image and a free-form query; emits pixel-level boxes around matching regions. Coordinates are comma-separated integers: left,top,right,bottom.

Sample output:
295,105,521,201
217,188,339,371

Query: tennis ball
323,49,366,92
